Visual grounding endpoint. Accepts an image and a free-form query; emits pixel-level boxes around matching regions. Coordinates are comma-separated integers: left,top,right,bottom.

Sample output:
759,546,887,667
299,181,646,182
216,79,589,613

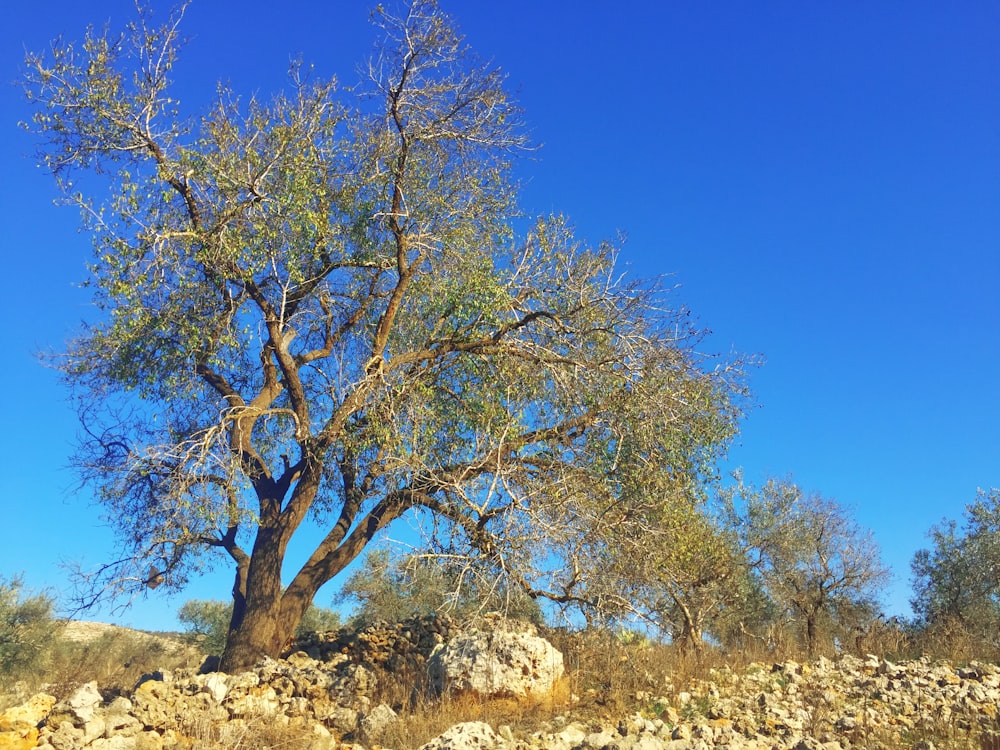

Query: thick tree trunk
218,524,323,672
219,526,301,672
219,600,289,673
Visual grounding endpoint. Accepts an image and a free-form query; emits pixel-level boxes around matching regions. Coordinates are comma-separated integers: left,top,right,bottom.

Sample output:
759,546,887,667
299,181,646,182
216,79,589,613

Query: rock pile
293,613,456,677
512,654,1000,750
0,615,562,750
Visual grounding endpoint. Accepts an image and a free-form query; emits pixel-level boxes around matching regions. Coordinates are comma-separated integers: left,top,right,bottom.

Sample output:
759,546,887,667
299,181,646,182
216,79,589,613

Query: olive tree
723,477,890,656
23,0,748,671
911,488,1000,641
599,493,747,655
0,575,59,686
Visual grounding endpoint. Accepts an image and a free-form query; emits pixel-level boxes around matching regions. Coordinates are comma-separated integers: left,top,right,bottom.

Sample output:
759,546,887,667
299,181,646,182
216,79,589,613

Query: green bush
0,574,59,688
178,599,232,655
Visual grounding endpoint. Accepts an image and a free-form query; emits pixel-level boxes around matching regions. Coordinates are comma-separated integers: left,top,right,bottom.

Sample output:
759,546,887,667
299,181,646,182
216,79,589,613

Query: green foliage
910,488,1000,648
178,598,232,656
297,603,343,635
179,599,341,655
0,574,58,687
337,547,543,627
722,476,891,656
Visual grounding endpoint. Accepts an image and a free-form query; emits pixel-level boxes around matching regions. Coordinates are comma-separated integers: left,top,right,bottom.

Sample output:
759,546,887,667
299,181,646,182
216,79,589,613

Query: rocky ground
1,616,998,750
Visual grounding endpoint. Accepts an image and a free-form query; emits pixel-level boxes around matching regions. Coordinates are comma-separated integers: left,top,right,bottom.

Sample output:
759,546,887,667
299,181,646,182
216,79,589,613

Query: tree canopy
23,0,749,670
911,488,1000,646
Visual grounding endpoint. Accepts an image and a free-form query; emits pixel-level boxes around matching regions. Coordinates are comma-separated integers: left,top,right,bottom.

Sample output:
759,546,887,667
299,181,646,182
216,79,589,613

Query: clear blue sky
2,1,997,630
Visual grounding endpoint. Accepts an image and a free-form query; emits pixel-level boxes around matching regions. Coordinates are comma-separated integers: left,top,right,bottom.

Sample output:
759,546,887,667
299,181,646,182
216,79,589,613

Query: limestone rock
49,682,102,726
359,702,397,741
0,693,56,732
419,721,500,750
428,619,564,699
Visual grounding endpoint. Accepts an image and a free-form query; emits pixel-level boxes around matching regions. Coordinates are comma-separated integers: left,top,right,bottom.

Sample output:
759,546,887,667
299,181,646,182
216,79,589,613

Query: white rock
360,703,397,740
199,673,229,703
62,681,103,724
428,621,563,699
418,721,500,750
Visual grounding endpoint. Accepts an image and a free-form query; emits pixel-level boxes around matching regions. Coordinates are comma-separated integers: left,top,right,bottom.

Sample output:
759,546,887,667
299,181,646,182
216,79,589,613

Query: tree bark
805,614,817,657
220,528,291,671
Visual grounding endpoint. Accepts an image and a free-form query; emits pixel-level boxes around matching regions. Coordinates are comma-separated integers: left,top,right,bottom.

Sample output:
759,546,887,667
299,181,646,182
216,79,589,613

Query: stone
199,673,229,703
90,736,137,750
0,694,56,732
51,681,103,726
0,728,39,750
418,721,500,750
428,620,564,699
359,703,397,741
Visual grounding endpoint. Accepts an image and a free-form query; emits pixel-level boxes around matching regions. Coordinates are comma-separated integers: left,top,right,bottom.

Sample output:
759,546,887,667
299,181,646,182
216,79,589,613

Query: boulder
359,703,398,741
428,619,564,699
419,721,500,750
0,693,56,732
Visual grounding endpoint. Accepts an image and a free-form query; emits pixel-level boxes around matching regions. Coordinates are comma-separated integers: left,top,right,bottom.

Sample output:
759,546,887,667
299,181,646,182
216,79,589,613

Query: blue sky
2,1,997,630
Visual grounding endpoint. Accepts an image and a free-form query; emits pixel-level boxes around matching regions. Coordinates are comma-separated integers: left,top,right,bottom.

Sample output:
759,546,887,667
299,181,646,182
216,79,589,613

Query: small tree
602,494,747,655
724,476,890,656
911,488,1000,645
0,575,59,686
24,0,748,670
177,599,231,655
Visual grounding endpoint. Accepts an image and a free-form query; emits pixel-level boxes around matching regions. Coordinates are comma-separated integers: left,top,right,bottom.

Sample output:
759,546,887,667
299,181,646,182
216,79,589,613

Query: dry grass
0,622,202,709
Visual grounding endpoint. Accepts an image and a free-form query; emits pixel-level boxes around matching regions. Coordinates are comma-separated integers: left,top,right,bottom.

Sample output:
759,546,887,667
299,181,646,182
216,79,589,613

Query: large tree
23,1,748,671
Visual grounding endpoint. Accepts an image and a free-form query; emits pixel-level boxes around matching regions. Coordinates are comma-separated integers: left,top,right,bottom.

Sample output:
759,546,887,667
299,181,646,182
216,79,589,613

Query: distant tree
336,546,542,627
297,602,343,634
177,598,231,655
723,477,890,656
911,488,1000,642
23,0,748,670
603,493,747,655
0,575,59,685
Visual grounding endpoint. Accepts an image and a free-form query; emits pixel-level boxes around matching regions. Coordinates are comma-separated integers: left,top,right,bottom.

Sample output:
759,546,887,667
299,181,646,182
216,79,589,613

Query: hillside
2,617,999,750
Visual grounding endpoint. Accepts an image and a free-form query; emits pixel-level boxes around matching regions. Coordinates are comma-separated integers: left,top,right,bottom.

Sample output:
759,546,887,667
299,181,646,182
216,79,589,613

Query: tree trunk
219,599,289,673
219,527,296,672
672,594,705,658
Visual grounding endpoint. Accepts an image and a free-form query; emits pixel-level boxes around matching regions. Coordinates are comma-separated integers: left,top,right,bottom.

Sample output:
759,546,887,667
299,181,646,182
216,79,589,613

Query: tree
599,492,747,655
23,1,748,671
723,477,890,656
177,598,231,655
911,488,1000,641
0,575,59,686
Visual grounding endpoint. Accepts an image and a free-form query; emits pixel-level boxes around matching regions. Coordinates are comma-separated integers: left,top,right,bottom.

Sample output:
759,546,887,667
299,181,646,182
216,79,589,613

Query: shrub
0,574,58,689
